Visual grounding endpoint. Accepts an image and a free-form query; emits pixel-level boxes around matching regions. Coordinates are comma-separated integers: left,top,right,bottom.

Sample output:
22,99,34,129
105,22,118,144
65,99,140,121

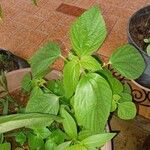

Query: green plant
144,38,150,56
0,6,145,150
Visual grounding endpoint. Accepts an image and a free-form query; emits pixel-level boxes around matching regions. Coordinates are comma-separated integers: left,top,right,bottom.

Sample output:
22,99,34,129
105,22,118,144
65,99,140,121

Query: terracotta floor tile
36,20,58,35
16,1,39,14
61,0,76,4
35,8,53,19
0,0,17,9
15,41,41,59
2,6,20,19
57,13,76,27
48,24,70,41
96,0,129,7
13,12,44,30
36,12,62,35
74,0,95,9
56,3,86,17
103,14,118,34
104,6,135,19
124,0,148,10
0,33,12,47
43,0,62,11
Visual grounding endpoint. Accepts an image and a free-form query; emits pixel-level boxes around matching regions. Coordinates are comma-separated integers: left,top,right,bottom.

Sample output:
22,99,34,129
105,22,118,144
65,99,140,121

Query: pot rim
131,80,150,91
127,5,150,57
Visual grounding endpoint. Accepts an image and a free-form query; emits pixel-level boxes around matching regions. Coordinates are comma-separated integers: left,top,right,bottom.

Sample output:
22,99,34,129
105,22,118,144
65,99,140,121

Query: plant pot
0,48,29,72
128,5,150,90
5,68,112,150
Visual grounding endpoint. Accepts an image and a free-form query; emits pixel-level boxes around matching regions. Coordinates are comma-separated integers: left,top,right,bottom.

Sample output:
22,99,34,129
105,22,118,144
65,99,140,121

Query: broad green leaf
28,133,44,150
123,83,131,93
60,107,77,139
0,113,61,133
67,144,87,150
109,44,145,79
81,133,116,148
56,141,71,150
0,142,11,150
15,132,26,145
78,130,91,141
111,78,123,94
98,69,123,94
81,56,102,71
29,42,61,78
119,93,132,103
118,102,136,120
63,59,80,98
111,94,120,112
74,73,112,133
48,129,66,144
21,73,32,92
34,127,51,139
45,139,57,150
26,87,59,115
47,79,64,96
146,45,150,56
70,6,107,56
0,134,3,143
111,99,117,112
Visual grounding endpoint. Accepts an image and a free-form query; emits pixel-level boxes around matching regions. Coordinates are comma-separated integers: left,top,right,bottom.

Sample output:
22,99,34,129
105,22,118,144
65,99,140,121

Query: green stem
102,62,110,68
60,55,68,62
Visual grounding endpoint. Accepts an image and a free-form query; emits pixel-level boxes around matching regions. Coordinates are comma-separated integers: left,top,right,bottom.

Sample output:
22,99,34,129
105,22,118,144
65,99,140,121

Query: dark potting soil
0,53,18,72
130,14,150,52
0,89,29,115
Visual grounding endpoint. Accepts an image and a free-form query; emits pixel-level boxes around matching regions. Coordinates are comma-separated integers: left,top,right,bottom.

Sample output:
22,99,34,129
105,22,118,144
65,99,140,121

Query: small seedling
144,38,150,56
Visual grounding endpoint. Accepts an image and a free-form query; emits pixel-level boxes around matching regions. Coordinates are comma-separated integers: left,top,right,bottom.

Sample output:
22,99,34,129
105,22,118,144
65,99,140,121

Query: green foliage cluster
0,7,145,150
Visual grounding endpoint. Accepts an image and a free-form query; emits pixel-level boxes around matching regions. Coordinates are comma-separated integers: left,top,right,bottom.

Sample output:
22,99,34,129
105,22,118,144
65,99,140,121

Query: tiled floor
0,0,149,65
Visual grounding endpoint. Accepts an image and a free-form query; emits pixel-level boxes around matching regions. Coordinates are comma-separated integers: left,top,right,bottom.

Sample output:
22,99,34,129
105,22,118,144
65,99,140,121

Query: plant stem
60,55,68,62
102,62,110,68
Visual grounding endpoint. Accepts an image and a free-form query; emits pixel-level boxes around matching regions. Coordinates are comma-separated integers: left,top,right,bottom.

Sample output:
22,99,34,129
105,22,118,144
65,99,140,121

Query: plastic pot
0,48,29,72
6,68,112,150
128,5,150,90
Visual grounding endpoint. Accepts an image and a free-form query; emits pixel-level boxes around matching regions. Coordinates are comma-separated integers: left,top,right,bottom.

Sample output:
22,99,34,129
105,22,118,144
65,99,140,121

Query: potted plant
0,7,145,150
128,5,150,90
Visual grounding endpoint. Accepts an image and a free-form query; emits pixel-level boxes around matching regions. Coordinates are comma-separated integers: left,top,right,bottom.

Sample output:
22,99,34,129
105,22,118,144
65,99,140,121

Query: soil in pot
129,14,150,52
0,49,30,72
0,53,18,72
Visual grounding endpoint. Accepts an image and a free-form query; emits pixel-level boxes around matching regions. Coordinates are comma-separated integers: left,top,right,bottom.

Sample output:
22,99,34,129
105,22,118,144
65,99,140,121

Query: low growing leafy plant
0,6,145,150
